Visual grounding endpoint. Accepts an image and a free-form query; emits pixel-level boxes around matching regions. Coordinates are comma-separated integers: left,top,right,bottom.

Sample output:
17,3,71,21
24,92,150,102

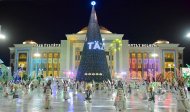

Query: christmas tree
76,2,111,82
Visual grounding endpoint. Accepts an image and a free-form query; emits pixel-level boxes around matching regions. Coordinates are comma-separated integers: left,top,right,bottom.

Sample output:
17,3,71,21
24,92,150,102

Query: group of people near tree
0,69,190,111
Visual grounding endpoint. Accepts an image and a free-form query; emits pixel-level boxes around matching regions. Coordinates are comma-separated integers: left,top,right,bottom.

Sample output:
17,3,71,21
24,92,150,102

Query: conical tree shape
76,6,111,82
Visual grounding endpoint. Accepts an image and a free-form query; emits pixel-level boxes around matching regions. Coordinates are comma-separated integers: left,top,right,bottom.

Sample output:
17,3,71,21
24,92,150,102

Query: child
85,85,92,103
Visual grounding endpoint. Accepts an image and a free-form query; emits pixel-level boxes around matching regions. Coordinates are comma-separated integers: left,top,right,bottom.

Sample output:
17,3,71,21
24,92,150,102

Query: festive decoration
0,63,13,83
91,1,96,6
182,65,190,88
87,41,104,50
76,3,111,82
109,39,122,53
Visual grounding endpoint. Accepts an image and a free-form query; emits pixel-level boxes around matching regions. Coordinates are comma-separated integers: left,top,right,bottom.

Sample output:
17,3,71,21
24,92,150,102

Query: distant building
9,8,184,80
9,30,184,80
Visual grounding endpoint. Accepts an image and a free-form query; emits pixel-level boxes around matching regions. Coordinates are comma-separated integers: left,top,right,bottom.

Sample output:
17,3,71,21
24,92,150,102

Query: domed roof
23,40,37,45
77,26,112,34
154,40,170,44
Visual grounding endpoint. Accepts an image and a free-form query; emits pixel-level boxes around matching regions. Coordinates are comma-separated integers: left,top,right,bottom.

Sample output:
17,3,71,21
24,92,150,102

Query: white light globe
151,53,158,57
34,52,41,57
186,33,190,38
0,34,5,39
91,1,96,6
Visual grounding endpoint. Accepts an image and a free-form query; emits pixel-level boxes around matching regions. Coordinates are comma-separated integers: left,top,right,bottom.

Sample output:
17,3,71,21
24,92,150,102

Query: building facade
9,26,184,80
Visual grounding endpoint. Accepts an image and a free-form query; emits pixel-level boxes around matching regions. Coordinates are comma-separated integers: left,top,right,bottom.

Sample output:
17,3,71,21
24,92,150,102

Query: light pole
34,52,41,78
0,25,6,40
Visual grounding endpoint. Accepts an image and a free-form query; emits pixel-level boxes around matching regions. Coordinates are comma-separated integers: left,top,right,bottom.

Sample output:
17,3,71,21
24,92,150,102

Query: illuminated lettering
93,41,101,49
128,44,157,47
88,42,94,49
87,41,104,50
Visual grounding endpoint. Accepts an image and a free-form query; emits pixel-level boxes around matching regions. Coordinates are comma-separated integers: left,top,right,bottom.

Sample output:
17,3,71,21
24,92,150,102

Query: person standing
114,80,127,112
84,84,92,112
141,81,148,100
44,80,52,109
73,81,77,96
107,82,112,97
128,84,131,95
114,88,127,112
84,84,93,103
176,78,190,112
63,81,69,100
3,83,9,97
148,87,155,111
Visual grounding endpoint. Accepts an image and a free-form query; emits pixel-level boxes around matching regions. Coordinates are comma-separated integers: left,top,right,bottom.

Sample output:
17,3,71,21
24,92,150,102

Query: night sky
0,0,190,66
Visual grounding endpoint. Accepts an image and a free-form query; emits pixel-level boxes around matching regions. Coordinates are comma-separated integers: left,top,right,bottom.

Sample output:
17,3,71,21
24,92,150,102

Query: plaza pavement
0,84,185,112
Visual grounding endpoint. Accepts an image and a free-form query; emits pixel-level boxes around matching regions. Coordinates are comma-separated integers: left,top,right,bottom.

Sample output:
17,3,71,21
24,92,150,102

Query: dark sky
0,0,190,66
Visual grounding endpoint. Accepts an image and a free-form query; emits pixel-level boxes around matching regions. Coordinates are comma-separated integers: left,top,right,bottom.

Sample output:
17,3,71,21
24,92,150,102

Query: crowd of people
0,74,189,111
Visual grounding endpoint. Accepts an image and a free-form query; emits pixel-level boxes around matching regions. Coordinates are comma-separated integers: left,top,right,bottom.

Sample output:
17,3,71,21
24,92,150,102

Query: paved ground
0,84,187,112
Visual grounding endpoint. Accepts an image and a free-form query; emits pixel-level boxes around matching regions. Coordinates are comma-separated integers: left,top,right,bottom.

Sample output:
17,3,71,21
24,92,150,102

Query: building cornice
66,34,124,41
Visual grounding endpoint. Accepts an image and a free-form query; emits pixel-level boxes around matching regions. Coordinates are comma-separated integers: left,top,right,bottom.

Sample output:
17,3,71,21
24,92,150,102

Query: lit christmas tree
76,2,111,82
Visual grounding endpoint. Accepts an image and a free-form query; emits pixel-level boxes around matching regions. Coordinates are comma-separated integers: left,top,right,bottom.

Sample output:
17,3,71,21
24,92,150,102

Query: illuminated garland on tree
76,2,111,82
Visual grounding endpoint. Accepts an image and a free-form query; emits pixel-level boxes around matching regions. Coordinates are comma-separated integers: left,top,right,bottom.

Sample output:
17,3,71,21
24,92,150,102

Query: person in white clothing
44,80,52,109
63,81,69,100
176,78,190,112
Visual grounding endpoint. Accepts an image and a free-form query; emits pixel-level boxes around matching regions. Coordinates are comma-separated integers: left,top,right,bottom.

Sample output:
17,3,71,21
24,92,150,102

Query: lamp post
0,25,6,40
34,52,41,78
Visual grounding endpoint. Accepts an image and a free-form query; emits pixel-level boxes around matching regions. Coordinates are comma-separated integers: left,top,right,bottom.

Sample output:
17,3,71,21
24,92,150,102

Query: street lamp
34,52,41,78
186,32,190,38
34,52,41,57
168,64,172,73
151,53,158,57
0,25,6,40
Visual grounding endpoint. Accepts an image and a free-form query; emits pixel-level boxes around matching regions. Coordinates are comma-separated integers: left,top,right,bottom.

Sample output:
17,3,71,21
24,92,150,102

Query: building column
119,44,122,73
129,52,132,79
147,52,150,78
136,52,138,79
115,43,119,73
60,40,70,77
121,40,128,79
174,50,177,78
71,43,76,72
141,52,144,79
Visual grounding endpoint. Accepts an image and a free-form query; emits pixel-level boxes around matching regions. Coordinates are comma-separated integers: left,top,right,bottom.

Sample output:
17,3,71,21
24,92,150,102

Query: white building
9,26,184,80
9,4,184,80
